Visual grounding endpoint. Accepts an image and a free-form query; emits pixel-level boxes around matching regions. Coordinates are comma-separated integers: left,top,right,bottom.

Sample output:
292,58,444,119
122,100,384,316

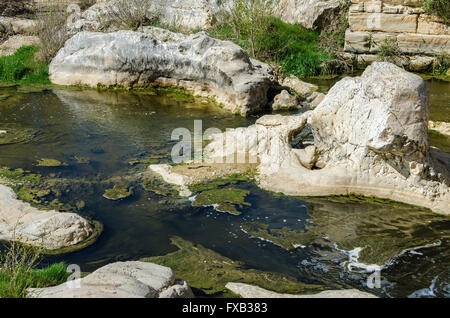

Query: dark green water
0,82,449,298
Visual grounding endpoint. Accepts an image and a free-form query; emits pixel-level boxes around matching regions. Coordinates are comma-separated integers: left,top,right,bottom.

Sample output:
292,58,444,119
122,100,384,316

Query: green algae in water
36,158,67,167
0,126,39,145
189,173,254,193
142,177,179,196
141,236,325,297
242,223,308,251
128,155,168,166
243,197,450,266
0,167,72,211
429,129,450,153
103,184,133,200
193,188,251,215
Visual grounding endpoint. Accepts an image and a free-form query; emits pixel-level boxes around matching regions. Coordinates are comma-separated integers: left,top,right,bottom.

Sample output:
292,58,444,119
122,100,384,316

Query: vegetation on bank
0,240,69,298
208,0,350,77
423,0,450,24
0,46,50,85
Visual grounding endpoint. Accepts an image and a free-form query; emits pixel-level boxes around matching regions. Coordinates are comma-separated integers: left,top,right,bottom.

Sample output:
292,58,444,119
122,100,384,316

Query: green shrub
210,17,332,77
432,51,450,75
0,240,69,298
423,0,450,24
0,46,50,85
376,38,402,62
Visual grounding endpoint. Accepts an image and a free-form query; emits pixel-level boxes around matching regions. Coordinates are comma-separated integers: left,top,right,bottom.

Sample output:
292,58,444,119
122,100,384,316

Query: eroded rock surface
49,30,274,116
194,62,449,214
0,184,94,250
28,261,194,298
226,282,377,298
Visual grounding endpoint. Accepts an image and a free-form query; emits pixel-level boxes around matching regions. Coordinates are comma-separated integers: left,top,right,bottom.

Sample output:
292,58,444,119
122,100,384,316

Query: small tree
35,3,70,64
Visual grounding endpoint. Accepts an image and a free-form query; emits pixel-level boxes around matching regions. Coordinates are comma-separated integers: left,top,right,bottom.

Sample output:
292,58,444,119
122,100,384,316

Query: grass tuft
0,46,50,85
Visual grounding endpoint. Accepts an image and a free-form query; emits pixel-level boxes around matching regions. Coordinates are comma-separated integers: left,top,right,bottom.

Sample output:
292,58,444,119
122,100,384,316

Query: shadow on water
0,85,449,298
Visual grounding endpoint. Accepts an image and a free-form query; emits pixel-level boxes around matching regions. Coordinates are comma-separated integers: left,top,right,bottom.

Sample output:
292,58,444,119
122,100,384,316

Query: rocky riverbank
151,62,450,214
49,29,275,116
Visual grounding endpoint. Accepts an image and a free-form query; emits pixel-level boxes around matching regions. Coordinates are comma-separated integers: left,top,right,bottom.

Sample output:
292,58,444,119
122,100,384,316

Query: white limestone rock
272,90,299,110
0,185,94,250
28,261,194,298
49,30,274,116
201,62,449,214
282,75,318,97
226,282,378,298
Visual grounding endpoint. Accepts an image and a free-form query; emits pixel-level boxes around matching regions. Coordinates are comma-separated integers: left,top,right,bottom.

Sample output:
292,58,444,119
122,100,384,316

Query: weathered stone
49,30,274,116
364,1,382,13
344,30,397,53
409,55,434,72
200,63,449,214
378,0,424,6
226,282,377,298
74,0,225,32
0,35,40,57
357,53,378,65
0,185,94,250
282,75,318,97
307,92,326,108
294,145,317,169
350,3,364,13
28,261,194,298
429,121,450,136
417,15,450,35
348,12,418,33
0,17,38,35
272,90,299,110
397,33,450,55
382,4,402,14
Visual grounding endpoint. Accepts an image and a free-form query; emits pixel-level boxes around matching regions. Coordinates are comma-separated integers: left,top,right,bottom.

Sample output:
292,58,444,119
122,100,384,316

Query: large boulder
49,30,274,116
0,185,94,250
200,62,449,214
28,261,194,298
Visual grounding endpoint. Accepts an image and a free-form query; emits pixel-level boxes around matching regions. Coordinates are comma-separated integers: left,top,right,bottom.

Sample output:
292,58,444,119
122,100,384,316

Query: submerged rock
282,75,318,97
0,184,94,250
200,62,449,214
49,30,274,116
28,261,194,298
225,282,377,298
272,90,300,110
429,121,450,136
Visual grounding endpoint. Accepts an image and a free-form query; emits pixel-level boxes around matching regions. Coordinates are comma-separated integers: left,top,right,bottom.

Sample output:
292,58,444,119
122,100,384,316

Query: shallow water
0,85,449,298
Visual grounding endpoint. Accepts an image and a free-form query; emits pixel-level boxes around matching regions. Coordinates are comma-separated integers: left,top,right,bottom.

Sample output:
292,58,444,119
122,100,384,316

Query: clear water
0,82,449,298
